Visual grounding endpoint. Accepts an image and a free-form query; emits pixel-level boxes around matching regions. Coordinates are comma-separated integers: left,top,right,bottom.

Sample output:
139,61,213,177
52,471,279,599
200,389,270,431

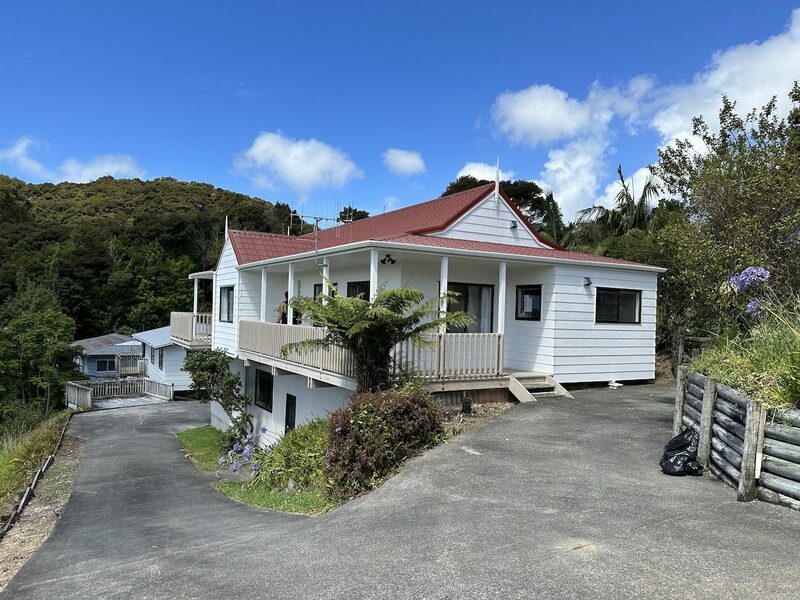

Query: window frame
254,369,274,412
158,348,164,370
446,281,495,333
346,281,370,299
219,286,234,323
150,346,155,364
313,282,338,300
515,284,542,321
95,357,115,373
595,287,642,324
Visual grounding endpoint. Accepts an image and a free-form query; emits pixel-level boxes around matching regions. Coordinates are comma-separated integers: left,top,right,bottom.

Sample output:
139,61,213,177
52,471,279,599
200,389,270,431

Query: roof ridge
300,182,494,239
229,229,306,239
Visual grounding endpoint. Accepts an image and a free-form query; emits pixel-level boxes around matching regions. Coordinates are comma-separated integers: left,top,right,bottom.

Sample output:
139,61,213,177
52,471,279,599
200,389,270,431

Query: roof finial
225,215,229,237
494,157,500,204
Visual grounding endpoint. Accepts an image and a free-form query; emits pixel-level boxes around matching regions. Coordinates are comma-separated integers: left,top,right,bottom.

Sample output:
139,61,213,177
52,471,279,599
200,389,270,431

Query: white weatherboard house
170,182,664,446
132,326,193,392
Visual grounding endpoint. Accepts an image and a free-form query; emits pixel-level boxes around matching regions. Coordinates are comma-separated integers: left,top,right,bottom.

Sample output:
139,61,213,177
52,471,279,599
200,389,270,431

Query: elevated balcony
238,320,503,389
170,312,212,349
116,354,147,376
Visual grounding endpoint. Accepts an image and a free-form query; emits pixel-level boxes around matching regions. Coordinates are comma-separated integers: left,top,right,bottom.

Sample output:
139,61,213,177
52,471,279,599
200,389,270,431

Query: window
515,285,542,321
313,282,338,299
347,281,370,299
254,369,273,412
596,288,641,324
96,357,115,372
447,282,494,333
158,348,164,370
219,286,234,322
150,346,155,364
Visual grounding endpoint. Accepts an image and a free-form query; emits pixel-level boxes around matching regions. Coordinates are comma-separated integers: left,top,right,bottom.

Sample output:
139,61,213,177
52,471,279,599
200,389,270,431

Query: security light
584,277,592,287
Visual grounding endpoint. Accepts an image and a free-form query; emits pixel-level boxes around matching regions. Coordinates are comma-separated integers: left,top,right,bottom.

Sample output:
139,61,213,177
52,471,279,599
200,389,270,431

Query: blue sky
2,1,798,220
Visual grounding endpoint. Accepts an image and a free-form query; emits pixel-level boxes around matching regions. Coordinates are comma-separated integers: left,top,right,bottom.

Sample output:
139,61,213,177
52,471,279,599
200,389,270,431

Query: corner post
287,263,295,324
438,255,449,334
260,268,268,322
497,261,507,335
192,277,199,315
321,258,330,304
369,249,379,301
738,399,766,502
698,376,717,468
672,366,688,436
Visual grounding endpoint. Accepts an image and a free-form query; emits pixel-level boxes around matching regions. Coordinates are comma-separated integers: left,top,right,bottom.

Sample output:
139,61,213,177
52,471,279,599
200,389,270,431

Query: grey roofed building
132,326,172,349
72,333,135,354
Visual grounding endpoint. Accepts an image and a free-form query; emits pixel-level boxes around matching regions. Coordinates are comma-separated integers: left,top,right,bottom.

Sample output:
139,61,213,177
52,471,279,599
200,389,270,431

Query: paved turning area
4,386,800,599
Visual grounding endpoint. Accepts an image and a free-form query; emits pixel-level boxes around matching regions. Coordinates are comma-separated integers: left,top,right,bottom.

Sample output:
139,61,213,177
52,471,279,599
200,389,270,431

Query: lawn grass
177,424,335,515
0,410,71,514
176,425,224,471
214,482,332,515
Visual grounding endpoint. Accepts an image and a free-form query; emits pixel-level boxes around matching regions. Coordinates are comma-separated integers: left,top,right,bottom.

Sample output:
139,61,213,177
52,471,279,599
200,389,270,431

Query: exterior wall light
380,254,396,265
509,219,518,229
584,277,592,287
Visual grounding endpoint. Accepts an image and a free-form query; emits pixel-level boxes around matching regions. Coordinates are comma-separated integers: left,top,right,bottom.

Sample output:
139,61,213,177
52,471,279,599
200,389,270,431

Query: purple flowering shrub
216,430,261,483
729,266,770,293
325,383,444,500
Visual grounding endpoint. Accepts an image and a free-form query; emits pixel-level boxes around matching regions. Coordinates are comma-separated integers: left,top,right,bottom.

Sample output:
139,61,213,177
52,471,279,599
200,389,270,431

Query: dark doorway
285,394,297,434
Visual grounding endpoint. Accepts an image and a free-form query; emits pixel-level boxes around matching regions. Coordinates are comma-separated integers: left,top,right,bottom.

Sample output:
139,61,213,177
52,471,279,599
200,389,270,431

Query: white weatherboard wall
551,264,658,383
145,344,192,390
210,358,246,431
433,194,549,248
503,265,556,373
244,368,349,447
213,239,238,355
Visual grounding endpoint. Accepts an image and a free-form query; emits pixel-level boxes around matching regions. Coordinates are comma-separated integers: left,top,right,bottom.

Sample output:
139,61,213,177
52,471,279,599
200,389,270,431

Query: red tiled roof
381,234,647,267
228,230,314,264
223,185,655,270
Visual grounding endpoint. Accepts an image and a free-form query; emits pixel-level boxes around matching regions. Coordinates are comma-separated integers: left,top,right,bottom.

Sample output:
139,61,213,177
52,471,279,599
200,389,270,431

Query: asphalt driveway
4,385,800,599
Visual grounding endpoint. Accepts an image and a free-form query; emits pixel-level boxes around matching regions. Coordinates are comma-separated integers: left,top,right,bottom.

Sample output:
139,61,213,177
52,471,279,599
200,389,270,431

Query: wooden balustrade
170,312,212,345
116,355,147,376
65,377,174,409
239,320,503,381
239,321,356,378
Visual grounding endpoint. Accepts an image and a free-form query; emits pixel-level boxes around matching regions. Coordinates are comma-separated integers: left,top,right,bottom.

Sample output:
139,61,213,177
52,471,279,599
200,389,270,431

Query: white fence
170,312,212,345
66,377,173,409
238,321,503,381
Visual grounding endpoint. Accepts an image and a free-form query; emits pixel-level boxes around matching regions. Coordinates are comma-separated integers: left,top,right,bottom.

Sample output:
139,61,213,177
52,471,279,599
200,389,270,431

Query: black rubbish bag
660,429,703,476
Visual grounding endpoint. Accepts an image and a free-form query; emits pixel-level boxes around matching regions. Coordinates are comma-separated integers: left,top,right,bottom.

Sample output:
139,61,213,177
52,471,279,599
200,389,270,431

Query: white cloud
538,137,608,218
235,131,362,197
0,136,143,182
490,8,800,220
59,155,143,182
649,9,800,143
456,161,515,181
492,84,593,146
382,148,426,176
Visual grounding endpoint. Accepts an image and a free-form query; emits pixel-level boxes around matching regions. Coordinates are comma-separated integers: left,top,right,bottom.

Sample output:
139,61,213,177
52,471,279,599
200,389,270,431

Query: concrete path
4,386,800,599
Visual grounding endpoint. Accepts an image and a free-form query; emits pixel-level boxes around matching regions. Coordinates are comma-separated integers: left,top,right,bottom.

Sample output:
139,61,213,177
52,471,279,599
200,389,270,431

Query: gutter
236,239,666,274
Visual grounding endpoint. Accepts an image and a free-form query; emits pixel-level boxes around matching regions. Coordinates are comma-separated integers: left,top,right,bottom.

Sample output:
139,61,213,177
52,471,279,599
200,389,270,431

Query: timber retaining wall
674,367,800,510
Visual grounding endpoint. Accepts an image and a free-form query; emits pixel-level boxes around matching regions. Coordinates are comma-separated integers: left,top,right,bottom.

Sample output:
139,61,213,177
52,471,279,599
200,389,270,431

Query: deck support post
192,278,199,316
260,268,268,321
369,249,379,301
287,263,295,324
497,261,506,335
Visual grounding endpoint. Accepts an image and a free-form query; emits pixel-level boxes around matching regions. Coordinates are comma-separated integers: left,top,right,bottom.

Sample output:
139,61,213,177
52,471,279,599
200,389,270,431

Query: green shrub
691,305,800,407
0,410,70,513
325,383,444,500
250,419,329,492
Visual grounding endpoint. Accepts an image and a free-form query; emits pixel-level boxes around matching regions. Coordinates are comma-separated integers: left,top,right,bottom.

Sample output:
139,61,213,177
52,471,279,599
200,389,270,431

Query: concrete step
525,383,555,393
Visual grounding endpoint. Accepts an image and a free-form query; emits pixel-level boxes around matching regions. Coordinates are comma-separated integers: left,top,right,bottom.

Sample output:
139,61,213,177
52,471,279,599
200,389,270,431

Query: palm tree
575,165,661,235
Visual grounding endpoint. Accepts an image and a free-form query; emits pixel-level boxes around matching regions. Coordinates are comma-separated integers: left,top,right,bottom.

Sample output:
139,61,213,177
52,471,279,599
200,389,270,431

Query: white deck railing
239,321,357,378
65,377,173,409
170,312,212,345
116,355,147,376
238,321,503,381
